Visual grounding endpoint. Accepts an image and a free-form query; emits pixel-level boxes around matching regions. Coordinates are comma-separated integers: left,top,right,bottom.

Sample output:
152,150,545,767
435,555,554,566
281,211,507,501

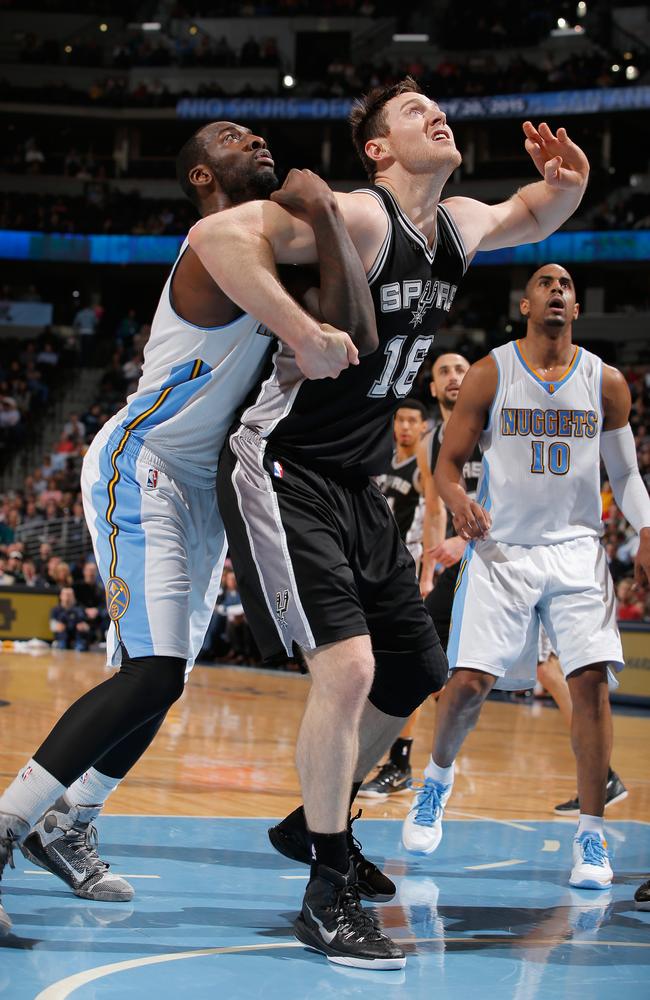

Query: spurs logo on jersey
479,340,604,545
236,186,468,477
376,453,422,541
379,278,458,326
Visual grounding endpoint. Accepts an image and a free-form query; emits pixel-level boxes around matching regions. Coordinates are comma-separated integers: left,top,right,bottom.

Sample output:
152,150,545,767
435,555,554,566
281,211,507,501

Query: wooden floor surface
1,650,649,822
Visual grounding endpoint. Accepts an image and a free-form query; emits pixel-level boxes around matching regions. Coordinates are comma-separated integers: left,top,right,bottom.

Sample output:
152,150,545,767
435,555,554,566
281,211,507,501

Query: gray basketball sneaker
1,812,30,936
20,796,134,901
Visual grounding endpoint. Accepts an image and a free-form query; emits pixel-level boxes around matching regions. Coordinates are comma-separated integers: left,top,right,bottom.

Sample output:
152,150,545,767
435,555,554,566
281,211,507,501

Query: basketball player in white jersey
0,124,374,935
402,263,650,890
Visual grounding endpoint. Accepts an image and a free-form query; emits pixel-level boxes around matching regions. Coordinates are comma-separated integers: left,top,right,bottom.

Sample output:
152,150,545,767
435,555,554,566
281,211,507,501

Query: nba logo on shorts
21,766,33,782
273,461,284,479
147,468,158,489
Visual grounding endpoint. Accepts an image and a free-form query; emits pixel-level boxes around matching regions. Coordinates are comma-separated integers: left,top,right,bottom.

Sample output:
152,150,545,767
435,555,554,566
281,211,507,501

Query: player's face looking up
430,353,470,409
369,93,462,177
394,406,426,447
520,264,580,333
191,122,279,204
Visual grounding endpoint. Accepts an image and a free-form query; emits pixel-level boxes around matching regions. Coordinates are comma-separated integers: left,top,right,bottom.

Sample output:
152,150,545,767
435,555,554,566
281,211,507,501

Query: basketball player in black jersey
361,352,477,799
375,398,428,551
191,78,590,969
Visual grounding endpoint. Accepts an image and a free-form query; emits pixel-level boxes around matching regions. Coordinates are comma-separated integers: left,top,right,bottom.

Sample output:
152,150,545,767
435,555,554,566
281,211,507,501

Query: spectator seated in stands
3,551,25,585
49,585,92,651
616,578,645,621
21,559,45,588
74,560,108,638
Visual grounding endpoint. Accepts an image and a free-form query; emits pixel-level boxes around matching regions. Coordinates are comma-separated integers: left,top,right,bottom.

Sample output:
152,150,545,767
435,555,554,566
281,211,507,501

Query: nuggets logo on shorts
106,577,130,621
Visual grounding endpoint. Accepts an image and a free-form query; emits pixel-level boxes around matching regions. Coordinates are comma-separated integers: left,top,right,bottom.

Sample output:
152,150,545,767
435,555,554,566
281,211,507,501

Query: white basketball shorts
81,425,226,671
447,534,624,690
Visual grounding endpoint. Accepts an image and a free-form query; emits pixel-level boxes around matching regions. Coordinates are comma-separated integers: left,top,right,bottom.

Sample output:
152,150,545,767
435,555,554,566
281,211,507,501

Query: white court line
279,875,308,880
446,809,536,832
464,859,526,871
542,840,561,852
37,934,650,999
23,871,160,879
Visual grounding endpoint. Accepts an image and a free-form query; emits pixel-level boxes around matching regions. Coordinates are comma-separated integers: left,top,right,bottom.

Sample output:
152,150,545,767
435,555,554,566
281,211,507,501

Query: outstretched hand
523,121,589,190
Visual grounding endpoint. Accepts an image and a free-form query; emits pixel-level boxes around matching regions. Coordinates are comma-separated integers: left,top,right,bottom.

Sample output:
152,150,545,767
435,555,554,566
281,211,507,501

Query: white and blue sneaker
569,831,613,889
401,779,452,855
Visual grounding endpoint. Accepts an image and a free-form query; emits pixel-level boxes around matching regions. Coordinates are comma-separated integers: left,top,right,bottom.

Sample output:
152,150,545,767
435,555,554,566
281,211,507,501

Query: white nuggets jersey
104,237,272,482
479,340,603,545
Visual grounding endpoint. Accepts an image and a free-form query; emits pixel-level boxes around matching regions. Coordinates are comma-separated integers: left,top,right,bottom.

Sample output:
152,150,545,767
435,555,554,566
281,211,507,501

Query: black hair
394,397,428,418
175,126,210,208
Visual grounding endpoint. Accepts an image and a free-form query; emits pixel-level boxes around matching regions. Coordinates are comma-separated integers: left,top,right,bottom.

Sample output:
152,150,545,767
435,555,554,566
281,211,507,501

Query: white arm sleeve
600,424,650,534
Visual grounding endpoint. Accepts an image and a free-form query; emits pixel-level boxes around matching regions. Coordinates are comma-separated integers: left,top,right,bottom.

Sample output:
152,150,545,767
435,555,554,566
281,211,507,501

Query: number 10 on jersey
531,440,570,475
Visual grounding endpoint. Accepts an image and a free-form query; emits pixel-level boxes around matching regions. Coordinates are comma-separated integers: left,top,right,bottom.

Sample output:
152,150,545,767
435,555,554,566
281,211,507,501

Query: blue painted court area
1,817,648,1000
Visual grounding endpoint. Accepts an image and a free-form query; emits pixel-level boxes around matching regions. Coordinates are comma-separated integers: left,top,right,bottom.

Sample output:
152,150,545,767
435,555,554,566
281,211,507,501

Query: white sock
577,814,605,839
65,768,121,809
0,760,66,829
424,757,455,787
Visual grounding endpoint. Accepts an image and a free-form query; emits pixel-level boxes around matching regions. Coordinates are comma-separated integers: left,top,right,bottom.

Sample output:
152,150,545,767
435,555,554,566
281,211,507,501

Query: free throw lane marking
542,840,561,852
465,859,526,871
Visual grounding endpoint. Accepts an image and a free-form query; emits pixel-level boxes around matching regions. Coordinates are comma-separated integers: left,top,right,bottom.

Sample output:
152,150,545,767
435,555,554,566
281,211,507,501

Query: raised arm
434,357,497,541
269,170,378,357
443,122,590,257
600,365,650,585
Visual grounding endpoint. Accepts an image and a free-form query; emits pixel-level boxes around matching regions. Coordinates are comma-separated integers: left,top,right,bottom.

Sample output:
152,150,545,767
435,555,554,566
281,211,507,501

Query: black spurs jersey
240,185,468,477
376,451,421,540
428,421,482,536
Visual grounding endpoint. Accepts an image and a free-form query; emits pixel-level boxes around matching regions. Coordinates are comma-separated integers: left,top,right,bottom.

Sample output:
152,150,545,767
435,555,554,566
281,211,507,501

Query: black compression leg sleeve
93,710,168,780
33,656,185,787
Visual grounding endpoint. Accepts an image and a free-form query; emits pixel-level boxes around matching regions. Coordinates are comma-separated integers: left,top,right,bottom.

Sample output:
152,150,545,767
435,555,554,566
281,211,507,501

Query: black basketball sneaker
358,761,412,799
1,812,30,937
294,859,405,969
634,880,650,910
20,796,133,901
268,809,395,902
554,770,627,815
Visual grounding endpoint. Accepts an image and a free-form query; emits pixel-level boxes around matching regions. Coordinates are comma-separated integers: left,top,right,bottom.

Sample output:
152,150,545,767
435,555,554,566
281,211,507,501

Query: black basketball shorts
217,426,437,661
424,562,460,652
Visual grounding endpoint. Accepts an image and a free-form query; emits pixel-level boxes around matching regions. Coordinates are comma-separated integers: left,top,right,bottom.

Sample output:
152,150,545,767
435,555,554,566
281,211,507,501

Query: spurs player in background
190,77,591,968
402,263,650,891
0,123,372,936
360,353,476,799
375,398,428,567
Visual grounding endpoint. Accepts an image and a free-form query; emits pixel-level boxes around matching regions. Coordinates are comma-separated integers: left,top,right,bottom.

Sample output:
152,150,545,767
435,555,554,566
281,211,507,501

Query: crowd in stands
1,44,646,110
0,191,196,236
0,317,82,462
1,307,649,660
19,31,282,70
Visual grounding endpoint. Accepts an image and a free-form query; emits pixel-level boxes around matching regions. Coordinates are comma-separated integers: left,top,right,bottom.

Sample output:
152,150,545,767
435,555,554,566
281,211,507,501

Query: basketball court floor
1,650,649,999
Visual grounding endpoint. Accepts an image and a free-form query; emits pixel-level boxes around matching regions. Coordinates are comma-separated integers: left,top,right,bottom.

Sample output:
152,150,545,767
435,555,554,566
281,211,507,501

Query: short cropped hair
394,397,428,418
176,127,210,207
349,76,423,179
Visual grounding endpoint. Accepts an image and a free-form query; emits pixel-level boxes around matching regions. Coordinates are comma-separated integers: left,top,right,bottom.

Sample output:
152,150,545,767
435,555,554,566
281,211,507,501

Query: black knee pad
368,642,448,717
119,654,186,714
